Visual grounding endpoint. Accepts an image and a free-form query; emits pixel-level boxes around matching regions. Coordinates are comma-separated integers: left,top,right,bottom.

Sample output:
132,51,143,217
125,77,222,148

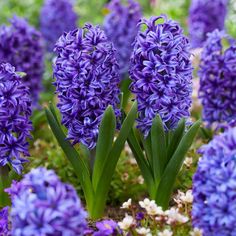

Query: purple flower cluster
0,63,32,174
0,207,9,236
198,30,236,127
103,0,142,76
40,0,78,52
129,16,193,136
189,0,228,48
54,24,121,149
192,127,236,235
0,16,44,107
7,167,87,236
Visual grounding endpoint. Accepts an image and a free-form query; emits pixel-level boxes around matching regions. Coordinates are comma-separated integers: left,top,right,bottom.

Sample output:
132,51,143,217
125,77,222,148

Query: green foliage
0,0,43,26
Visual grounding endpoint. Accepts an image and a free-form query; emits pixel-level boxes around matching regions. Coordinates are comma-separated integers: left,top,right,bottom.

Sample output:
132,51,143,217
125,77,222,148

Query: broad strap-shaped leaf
156,120,201,209
128,128,156,198
91,102,137,219
166,118,185,161
92,106,116,190
45,108,94,212
151,115,167,181
140,134,153,168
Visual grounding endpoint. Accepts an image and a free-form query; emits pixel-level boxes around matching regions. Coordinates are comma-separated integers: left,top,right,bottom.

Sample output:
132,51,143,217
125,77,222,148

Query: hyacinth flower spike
103,0,142,108
0,16,44,107
127,16,201,209
7,167,87,235
189,0,228,48
199,30,236,132
40,0,78,52
0,63,32,207
46,24,137,219
192,127,236,236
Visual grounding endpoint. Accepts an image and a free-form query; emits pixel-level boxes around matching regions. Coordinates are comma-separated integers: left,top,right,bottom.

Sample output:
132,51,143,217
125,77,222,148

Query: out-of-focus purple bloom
0,16,44,107
136,212,145,221
130,15,193,136
0,207,9,236
40,0,78,52
104,0,142,76
7,167,87,236
192,127,236,235
189,0,228,48
0,63,32,174
94,220,118,236
53,24,121,149
198,30,236,127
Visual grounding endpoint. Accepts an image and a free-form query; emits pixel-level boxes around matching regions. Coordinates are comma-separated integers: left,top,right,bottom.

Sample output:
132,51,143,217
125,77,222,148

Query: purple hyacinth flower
198,30,236,127
40,0,78,52
0,207,9,236
189,0,228,48
0,16,44,107
129,15,193,137
0,63,32,174
192,127,236,235
7,167,87,236
94,219,119,236
53,24,121,149
104,0,142,76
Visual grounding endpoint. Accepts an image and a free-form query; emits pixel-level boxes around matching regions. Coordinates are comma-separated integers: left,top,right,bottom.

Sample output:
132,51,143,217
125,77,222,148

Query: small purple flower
40,0,78,52
198,30,236,127
54,24,121,149
0,16,44,107
94,220,119,236
130,15,193,136
7,167,87,236
0,63,32,174
0,207,9,236
189,0,228,48
104,0,142,76
136,212,145,221
192,127,236,235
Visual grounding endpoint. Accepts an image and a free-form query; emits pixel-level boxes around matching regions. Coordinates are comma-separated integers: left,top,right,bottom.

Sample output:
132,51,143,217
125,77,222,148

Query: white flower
180,190,193,203
158,229,173,236
118,214,135,231
137,175,144,184
165,207,189,224
136,227,151,235
139,198,164,216
184,157,193,167
121,198,132,209
190,228,203,236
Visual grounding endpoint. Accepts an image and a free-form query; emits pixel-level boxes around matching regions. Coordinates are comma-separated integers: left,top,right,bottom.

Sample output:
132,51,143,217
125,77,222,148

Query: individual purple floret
0,207,9,236
129,15,193,137
198,30,236,127
0,16,44,107
54,24,121,149
40,0,78,52
192,127,236,235
7,167,87,236
189,0,228,48
0,63,32,174
103,0,142,76
94,219,119,236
